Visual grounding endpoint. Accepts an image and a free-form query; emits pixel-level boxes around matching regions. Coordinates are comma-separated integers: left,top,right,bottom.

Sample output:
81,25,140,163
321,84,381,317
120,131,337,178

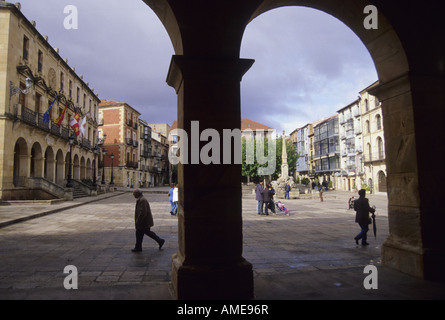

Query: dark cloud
18,1,377,134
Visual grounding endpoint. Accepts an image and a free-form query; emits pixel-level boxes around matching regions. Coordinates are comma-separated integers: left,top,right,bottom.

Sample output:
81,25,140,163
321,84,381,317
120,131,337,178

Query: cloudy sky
17,0,377,135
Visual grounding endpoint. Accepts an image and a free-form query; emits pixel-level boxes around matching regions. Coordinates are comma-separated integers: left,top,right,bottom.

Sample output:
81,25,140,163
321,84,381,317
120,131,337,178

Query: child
277,201,289,215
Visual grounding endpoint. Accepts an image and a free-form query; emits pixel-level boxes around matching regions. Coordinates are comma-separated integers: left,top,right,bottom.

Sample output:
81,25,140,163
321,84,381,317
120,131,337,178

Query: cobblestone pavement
1,189,444,300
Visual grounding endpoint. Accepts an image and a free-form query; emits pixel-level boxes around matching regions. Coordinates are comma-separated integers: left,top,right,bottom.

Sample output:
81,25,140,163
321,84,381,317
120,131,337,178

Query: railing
363,152,385,162
16,105,91,149
126,161,138,169
21,106,36,125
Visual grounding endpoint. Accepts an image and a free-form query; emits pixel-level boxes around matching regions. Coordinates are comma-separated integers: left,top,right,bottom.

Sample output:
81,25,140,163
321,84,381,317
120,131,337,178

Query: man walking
353,189,376,246
284,183,291,199
132,189,165,252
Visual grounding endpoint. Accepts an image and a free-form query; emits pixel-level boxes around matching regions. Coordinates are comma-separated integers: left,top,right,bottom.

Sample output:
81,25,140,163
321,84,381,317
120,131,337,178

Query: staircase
73,185,89,199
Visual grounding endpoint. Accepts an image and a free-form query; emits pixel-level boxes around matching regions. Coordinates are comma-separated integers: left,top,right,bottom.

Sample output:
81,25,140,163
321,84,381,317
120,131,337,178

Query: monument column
167,55,255,299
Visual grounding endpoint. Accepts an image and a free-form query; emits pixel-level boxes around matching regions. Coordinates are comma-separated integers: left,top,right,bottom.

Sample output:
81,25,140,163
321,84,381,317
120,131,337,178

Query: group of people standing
255,181,276,215
168,184,179,216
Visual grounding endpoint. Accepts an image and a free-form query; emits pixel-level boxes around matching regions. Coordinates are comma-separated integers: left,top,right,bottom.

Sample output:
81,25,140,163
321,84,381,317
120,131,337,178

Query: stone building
312,114,340,186
336,99,364,191
360,82,387,193
98,100,141,188
0,2,100,200
137,119,153,188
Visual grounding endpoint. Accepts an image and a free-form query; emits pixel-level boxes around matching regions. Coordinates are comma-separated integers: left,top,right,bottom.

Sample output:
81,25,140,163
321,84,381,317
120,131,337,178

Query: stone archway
55,150,65,186
13,138,28,187
30,142,44,179
73,155,80,180
44,147,55,183
143,0,445,298
377,170,387,193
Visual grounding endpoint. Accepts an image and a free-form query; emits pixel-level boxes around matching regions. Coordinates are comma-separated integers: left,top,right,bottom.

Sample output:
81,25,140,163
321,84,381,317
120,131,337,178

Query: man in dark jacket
132,189,165,252
262,186,272,216
353,189,376,245
256,181,264,215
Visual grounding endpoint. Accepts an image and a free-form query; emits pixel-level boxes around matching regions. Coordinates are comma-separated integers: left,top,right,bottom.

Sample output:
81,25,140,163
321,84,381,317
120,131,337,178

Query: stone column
167,55,255,299
371,73,445,281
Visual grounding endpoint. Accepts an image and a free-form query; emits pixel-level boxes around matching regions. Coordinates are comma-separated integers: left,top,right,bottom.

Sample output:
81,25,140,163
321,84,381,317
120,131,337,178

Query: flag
79,116,87,136
43,95,58,123
69,112,80,136
53,105,67,126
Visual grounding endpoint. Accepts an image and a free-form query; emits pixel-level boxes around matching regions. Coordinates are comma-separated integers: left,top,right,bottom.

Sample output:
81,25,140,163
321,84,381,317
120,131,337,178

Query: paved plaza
0,188,444,300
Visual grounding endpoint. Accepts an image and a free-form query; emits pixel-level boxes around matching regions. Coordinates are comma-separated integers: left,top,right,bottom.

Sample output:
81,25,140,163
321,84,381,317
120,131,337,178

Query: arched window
377,137,384,159
376,114,382,130
366,120,370,133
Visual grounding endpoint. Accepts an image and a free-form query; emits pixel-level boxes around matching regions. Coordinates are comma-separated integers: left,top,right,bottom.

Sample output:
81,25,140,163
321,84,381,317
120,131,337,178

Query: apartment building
313,115,340,185
0,2,100,200
98,100,141,187
360,82,387,193
336,99,364,191
137,119,152,188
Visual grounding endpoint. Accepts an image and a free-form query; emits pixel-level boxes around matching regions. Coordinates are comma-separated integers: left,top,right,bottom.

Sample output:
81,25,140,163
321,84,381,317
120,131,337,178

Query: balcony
363,152,386,163
126,138,133,146
15,105,85,146
126,161,138,169
127,119,133,127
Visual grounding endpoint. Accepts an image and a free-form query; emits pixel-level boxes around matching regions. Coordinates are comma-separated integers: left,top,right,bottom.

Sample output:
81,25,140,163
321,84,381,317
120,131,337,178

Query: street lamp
101,149,107,184
66,134,75,188
110,153,115,185
92,145,100,187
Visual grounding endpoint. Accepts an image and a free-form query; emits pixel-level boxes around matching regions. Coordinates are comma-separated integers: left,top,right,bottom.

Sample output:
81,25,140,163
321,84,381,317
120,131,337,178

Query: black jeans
356,222,369,244
135,227,162,250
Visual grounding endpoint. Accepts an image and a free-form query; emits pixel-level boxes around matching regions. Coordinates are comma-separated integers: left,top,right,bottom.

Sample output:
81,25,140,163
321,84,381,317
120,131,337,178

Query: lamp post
110,153,115,185
92,145,100,187
101,149,107,184
66,134,75,188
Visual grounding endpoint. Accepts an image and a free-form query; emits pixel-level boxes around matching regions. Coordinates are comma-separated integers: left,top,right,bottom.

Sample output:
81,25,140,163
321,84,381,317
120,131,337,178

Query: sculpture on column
271,130,296,197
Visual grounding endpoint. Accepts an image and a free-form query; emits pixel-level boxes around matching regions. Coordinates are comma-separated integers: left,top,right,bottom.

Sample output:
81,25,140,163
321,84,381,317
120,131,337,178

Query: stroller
348,197,355,209
275,201,289,215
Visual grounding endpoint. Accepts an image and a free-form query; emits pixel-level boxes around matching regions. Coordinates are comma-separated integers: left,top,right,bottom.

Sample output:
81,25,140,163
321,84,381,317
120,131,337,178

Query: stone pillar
371,74,445,281
167,55,255,299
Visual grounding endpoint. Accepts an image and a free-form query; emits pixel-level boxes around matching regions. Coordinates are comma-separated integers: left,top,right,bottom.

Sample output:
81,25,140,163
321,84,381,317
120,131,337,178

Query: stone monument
271,131,296,197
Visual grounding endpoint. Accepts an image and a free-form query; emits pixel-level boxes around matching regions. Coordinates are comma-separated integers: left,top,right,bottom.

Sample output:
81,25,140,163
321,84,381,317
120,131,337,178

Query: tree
241,135,298,182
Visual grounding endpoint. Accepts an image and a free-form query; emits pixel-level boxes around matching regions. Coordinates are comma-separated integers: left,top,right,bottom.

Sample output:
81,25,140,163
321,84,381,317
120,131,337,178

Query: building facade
98,100,141,188
313,115,340,186
0,2,100,200
360,82,387,193
137,119,153,188
336,99,364,191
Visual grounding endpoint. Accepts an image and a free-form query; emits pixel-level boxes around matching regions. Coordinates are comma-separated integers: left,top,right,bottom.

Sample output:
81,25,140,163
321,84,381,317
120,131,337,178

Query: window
376,114,382,130
377,137,384,159
76,87,80,104
366,120,370,133
69,81,73,98
60,72,64,92
19,83,26,106
23,36,29,61
38,50,43,73
35,93,42,113
365,99,369,112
